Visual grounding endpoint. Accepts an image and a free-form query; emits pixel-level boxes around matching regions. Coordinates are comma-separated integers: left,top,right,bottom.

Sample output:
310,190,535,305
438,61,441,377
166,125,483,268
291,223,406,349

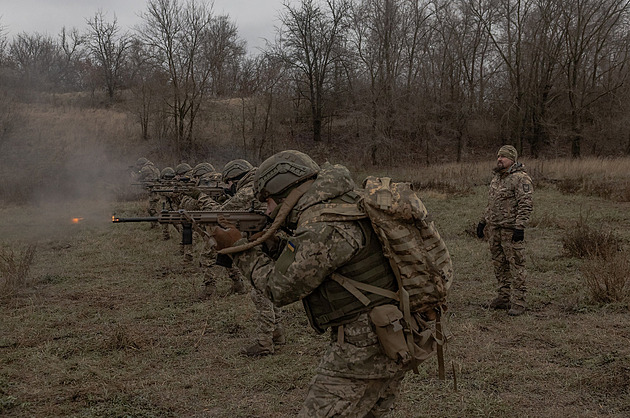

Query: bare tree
558,0,630,157
138,0,244,158
9,32,64,90
85,10,131,99
275,0,350,142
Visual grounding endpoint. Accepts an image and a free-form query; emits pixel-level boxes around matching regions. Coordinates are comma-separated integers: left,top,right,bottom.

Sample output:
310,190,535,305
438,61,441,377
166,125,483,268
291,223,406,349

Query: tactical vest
297,193,398,333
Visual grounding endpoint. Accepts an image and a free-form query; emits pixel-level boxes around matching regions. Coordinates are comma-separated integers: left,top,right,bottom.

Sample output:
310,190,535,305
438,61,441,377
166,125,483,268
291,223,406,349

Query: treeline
2,0,630,164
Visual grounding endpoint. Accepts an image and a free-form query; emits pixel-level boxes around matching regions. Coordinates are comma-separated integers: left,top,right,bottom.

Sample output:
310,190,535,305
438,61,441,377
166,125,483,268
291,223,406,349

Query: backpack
360,176,453,314
299,176,453,376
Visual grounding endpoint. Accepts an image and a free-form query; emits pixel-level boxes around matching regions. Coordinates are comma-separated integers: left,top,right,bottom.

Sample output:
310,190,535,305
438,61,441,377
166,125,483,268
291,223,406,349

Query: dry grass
1,178,629,417
561,214,623,259
581,252,630,304
1,101,630,417
0,245,36,298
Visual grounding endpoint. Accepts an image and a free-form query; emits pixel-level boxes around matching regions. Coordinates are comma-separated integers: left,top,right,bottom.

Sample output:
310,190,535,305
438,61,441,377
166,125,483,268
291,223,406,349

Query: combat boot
229,277,247,295
508,301,527,316
272,325,286,345
488,295,510,310
241,341,273,357
202,278,217,299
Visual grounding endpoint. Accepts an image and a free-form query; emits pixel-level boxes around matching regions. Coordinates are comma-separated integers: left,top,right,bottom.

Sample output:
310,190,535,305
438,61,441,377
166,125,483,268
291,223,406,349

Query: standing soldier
477,145,533,316
212,150,413,416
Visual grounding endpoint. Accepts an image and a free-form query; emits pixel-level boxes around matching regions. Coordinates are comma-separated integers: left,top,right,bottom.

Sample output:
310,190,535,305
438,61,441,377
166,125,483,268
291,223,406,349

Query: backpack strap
331,273,399,306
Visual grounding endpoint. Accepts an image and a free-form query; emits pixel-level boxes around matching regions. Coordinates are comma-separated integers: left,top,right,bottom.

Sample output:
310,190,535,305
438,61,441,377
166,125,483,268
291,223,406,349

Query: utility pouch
369,304,412,365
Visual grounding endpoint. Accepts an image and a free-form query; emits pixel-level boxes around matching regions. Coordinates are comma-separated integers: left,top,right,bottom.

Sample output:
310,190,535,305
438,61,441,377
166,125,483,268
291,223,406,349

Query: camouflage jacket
482,162,533,229
220,169,263,211
233,163,402,378
234,163,362,306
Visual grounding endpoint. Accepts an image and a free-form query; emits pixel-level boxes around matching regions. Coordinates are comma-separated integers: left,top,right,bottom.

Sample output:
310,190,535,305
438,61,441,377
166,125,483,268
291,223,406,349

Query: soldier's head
134,157,149,172
160,166,176,180
175,163,193,180
222,159,254,183
496,145,517,170
254,150,320,207
192,162,216,179
139,164,157,181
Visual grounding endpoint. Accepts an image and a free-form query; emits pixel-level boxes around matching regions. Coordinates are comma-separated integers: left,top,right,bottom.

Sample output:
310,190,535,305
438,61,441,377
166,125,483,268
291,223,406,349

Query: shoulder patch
286,241,296,252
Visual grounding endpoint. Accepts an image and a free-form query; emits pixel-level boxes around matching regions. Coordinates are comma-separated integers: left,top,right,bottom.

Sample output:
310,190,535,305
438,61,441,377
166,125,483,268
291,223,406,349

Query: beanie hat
497,145,518,161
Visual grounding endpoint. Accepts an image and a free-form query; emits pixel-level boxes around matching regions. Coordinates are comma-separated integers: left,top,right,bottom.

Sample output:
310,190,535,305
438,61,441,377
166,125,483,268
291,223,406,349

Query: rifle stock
112,209,269,246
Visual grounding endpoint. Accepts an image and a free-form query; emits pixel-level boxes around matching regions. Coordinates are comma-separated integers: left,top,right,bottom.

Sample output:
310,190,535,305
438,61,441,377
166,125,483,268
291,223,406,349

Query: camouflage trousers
148,192,160,228
299,313,408,417
489,226,527,308
299,371,406,417
250,288,283,350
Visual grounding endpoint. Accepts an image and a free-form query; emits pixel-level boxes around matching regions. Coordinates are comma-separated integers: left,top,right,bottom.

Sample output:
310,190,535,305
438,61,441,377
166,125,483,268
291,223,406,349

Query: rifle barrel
112,216,159,223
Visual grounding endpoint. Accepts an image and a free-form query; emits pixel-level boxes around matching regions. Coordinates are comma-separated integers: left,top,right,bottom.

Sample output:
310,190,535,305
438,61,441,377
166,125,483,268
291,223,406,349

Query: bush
581,252,630,303
561,215,622,259
0,245,36,298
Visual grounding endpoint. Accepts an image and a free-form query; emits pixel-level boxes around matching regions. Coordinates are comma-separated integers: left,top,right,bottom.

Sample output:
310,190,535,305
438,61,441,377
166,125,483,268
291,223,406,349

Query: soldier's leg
242,288,276,356
148,192,160,229
227,266,247,295
488,227,512,308
199,243,217,298
365,370,407,417
272,305,286,345
504,237,527,315
298,372,406,418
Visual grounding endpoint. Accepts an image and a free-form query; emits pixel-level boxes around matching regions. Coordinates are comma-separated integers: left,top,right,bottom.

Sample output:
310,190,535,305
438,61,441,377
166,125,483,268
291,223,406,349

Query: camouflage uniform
182,170,252,298
233,163,408,417
481,160,533,314
136,161,161,228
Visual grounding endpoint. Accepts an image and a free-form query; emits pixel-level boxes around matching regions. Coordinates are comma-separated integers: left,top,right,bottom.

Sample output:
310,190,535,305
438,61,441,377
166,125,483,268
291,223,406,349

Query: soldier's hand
476,222,486,239
212,226,242,250
512,229,524,242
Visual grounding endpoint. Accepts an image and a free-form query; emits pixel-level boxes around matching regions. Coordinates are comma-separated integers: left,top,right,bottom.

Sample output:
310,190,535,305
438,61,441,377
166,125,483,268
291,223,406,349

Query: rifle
112,209,269,246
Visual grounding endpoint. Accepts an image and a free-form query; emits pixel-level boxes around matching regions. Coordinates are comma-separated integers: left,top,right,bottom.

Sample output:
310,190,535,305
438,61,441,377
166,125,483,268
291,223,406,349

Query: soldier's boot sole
241,341,273,357
488,296,510,310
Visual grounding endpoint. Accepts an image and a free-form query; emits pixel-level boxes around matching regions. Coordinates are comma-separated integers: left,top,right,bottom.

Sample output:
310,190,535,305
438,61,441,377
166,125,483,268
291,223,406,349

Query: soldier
477,145,533,316
178,161,247,298
213,150,411,417
221,159,285,357
159,167,177,240
135,158,161,228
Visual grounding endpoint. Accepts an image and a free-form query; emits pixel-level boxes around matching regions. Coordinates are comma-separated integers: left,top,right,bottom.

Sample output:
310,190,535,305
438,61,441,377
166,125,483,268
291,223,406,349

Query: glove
212,226,242,250
215,253,233,268
476,222,486,239
512,229,524,242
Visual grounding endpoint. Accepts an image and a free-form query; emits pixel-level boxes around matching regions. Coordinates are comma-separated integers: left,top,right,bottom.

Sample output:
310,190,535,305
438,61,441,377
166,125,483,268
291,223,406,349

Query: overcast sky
0,0,288,53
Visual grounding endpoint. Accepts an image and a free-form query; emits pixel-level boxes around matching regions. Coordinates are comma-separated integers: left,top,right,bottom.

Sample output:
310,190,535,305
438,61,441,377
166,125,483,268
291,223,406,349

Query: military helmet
135,157,149,168
192,162,216,178
222,159,254,182
160,166,176,180
139,164,158,181
175,163,192,175
254,150,319,201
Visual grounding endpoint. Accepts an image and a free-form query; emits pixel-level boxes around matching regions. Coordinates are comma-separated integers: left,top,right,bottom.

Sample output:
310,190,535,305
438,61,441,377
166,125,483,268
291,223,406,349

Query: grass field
1,163,630,417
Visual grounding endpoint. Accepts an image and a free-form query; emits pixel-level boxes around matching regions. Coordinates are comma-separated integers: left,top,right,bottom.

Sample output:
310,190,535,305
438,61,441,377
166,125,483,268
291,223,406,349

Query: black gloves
476,222,486,239
512,229,524,242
